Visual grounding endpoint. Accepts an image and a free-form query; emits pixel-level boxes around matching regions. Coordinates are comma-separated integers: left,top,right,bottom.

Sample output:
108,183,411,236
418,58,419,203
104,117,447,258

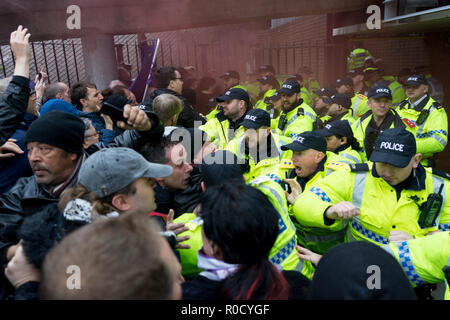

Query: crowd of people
0,25,449,301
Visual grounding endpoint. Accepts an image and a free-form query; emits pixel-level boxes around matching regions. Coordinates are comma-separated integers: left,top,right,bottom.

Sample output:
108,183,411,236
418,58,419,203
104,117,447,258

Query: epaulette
357,93,367,100
326,162,347,171
349,163,370,172
279,159,295,169
249,175,272,185
432,101,443,110
398,100,409,109
432,168,450,181
359,110,373,122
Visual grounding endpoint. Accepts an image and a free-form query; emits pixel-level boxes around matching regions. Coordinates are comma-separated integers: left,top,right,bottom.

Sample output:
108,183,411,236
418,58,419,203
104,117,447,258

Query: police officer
348,68,370,96
277,79,317,139
382,231,450,300
364,67,406,107
226,108,292,181
353,85,405,161
292,128,450,249
347,44,372,71
254,75,280,111
287,74,314,108
297,66,321,97
315,120,363,164
200,88,251,149
312,87,337,124
172,150,306,277
322,93,354,125
335,77,370,119
205,70,251,121
265,91,283,132
281,132,349,254
414,65,444,104
397,74,448,168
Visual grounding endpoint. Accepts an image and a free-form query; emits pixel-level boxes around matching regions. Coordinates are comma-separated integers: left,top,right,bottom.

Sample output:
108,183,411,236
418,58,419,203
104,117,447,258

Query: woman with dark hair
182,182,310,300
315,120,363,164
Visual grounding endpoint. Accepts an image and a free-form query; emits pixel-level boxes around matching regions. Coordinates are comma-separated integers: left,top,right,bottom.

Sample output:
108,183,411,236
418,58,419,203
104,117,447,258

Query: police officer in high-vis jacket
200,88,251,149
280,132,350,254
277,79,317,140
396,74,448,168
225,108,293,182
382,231,450,300
291,128,450,249
353,85,405,162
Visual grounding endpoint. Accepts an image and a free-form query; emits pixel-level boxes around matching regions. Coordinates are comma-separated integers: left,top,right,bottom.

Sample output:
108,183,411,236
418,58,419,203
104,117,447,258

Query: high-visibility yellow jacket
352,109,406,162
225,132,293,181
278,100,317,140
205,85,248,121
174,177,316,279
351,93,370,119
389,80,406,107
396,95,448,167
347,48,372,70
292,162,450,247
288,153,351,254
200,113,245,150
382,231,450,297
334,145,363,164
254,89,277,111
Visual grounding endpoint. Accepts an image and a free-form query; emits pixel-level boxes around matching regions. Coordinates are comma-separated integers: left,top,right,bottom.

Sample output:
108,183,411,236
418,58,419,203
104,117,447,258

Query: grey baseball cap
78,147,173,197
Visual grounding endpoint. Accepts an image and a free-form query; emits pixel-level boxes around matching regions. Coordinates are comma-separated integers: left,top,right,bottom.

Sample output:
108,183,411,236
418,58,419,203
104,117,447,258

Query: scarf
198,250,240,281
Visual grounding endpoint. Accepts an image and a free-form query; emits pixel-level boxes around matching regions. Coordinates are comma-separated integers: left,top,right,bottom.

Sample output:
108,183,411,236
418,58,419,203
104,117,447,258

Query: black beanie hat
25,110,85,154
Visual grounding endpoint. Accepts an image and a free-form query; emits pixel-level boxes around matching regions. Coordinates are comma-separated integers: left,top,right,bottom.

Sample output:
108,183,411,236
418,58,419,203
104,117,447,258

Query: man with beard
277,80,317,139
200,88,252,150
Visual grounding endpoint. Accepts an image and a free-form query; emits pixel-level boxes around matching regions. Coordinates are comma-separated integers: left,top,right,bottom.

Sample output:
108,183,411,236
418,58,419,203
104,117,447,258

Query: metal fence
250,40,339,86
0,34,156,87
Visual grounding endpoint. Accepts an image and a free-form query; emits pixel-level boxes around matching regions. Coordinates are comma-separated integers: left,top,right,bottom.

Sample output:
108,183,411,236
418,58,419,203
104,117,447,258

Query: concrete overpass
0,0,373,87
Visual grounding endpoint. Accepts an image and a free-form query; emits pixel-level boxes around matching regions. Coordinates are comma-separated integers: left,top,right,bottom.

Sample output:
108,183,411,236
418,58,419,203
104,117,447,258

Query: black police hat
241,109,271,130
315,120,354,139
368,85,392,100
405,74,428,87
257,75,280,89
370,128,416,168
267,91,282,102
335,77,353,87
281,131,327,153
216,88,250,106
322,93,352,109
313,87,337,97
220,70,240,80
279,79,301,96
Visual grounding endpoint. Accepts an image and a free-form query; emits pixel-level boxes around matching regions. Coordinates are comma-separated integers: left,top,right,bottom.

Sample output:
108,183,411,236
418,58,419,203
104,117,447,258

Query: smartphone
101,95,132,123
101,101,129,123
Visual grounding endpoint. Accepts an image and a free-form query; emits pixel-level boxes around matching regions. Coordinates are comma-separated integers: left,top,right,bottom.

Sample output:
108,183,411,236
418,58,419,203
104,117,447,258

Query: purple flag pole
141,38,160,103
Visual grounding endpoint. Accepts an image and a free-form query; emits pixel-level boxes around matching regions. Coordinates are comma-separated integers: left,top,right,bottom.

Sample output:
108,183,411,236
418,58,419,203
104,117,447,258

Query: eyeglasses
85,131,101,140
173,77,183,81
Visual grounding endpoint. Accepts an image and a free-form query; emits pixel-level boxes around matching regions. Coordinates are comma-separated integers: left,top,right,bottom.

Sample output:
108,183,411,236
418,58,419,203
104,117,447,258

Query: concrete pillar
81,31,118,89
